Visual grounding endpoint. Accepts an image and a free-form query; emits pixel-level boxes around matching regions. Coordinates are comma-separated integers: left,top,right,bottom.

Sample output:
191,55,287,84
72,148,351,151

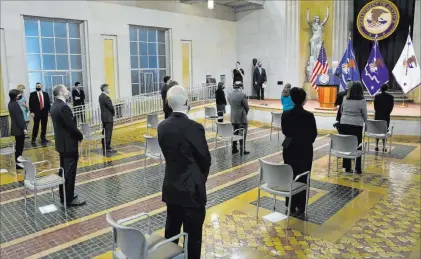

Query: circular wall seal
357,0,400,41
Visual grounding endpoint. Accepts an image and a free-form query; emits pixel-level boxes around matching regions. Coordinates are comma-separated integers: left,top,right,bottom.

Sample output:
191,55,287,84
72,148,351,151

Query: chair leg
63,180,67,213
88,140,91,157
286,194,292,230
336,157,339,172
389,137,392,154
9,154,12,166
353,158,357,181
51,188,54,202
305,187,310,218
327,154,331,177
367,137,370,153
34,188,38,214
381,148,385,179
270,124,273,141
24,185,27,212
256,189,261,219
273,195,276,211
143,157,147,187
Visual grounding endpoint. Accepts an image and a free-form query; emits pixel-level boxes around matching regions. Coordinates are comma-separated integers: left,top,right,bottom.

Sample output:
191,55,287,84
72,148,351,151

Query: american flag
311,42,329,89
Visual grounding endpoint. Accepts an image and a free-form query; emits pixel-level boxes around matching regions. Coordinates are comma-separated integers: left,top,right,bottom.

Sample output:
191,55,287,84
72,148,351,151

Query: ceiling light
208,0,214,9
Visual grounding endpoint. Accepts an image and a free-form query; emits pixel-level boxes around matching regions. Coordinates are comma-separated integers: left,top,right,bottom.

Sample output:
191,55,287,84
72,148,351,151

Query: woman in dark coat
374,83,394,152
215,82,227,114
281,87,318,212
8,89,27,169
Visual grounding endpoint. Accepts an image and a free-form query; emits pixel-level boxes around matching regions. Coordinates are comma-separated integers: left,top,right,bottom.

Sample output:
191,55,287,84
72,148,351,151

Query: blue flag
361,38,389,96
335,38,360,91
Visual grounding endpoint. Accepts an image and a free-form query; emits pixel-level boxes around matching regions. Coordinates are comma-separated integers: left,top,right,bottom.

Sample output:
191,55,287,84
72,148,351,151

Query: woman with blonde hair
16,84,30,138
281,83,294,111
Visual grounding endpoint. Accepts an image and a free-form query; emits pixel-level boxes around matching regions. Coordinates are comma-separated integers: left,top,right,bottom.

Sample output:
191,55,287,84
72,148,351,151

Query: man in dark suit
228,84,250,154
158,86,211,259
50,85,85,207
99,84,116,153
160,76,172,119
29,82,51,147
374,83,394,152
253,62,267,100
333,89,348,131
72,82,86,123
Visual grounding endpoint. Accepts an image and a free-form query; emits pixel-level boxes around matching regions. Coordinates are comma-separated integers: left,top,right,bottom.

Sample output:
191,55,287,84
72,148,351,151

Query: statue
306,7,329,61
306,56,315,82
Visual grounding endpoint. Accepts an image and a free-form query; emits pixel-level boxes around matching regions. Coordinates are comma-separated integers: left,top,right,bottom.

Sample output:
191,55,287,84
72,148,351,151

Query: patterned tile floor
0,113,420,259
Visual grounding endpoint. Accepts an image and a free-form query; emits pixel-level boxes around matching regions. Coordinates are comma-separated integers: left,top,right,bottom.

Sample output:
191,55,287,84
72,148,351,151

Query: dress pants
59,152,79,204
32,111,48,142
14,135,25,162
340,124,363,172
232,123,248,151
101,122,113,150
257,85,265,100
165,204,206,259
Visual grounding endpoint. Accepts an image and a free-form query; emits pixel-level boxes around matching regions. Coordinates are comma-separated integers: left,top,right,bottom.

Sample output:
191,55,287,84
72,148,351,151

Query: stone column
285,0,300,88
332,0,353,62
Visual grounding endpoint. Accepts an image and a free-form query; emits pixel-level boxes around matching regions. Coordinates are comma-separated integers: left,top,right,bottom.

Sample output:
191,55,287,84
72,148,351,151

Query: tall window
129,26,169,96
24,17,86,101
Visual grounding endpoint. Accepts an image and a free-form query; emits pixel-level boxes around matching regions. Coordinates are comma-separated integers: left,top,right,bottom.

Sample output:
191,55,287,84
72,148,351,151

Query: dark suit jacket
51,99,83,153
99,93,115,123
215,88,227,106
374,92,394,121
72,88,85,106
281,106,318,176
228,89,249,124
335,91,348,122
8,100,26,136
29,91,51,115
161,83,173,114
158,112,212,208
253,67,267,86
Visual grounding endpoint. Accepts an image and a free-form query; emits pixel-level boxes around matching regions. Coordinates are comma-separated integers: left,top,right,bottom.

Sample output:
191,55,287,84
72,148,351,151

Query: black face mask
17,95,23,100
36,87,42,91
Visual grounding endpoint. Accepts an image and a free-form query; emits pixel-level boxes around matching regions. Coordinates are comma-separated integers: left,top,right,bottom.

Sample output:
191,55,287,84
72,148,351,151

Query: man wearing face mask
72,82,86,123
99,84,116,154
51,85,85,207
158,86,211,259
29,82,51,147
253,62,267,100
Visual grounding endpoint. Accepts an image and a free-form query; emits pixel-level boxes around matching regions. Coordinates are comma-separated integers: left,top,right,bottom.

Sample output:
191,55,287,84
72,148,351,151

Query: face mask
36,87,42,91
17,95,22,100
106,89,111,94
258,64,262,68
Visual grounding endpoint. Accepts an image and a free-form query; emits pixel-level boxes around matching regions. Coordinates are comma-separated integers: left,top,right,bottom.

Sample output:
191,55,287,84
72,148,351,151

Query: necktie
39,92,44,110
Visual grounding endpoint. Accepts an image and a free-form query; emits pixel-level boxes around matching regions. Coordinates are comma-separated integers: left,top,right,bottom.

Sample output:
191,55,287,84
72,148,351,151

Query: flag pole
401,26,411,108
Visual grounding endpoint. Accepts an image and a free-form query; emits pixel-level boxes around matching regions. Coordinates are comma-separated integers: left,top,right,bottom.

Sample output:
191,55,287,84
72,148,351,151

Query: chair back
20,158,37,183
365,120,388,135
147,114,159,128
216,122,233,138
330,134,358,153
80,123,91,137
144,135,161,155
205,107,217,118
259,159,294,191
271,112,283,126
106,213,148,259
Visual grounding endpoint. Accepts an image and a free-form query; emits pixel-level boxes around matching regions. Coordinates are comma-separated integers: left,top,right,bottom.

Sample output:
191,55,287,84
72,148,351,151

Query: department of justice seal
319,74,330,85
357,0,400,41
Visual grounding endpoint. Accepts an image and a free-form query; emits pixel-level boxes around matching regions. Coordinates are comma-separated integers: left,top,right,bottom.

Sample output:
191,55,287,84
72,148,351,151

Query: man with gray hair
228,83,250,154
157,85,211,259
50,85,85,207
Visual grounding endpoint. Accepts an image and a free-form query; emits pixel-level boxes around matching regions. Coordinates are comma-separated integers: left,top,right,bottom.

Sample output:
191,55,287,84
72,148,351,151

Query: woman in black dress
215,82,227,114
281,88,317,212
374,83,394,152
232,62,244,87
8,89,27,169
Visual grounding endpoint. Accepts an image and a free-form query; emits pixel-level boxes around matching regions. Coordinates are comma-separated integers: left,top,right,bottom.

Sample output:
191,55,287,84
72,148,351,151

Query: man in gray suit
99,84,116,153
228,84,250,154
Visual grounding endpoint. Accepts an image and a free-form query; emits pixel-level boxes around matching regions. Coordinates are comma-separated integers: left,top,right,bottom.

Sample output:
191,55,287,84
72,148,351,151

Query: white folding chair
106,213,188,259
204,107,218,131
80,123,106,157
146,114,159,135
142,136,163,185
18,157,67,213
364,120,394,155
328,134,366,180
215,122,245,155
256,160,310,230
270,112,283,142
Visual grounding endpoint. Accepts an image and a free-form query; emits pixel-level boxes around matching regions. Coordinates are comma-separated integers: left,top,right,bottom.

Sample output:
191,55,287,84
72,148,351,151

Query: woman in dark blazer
281,87,318,212
8,89,27,169
374,84,394,152
215,82,227,114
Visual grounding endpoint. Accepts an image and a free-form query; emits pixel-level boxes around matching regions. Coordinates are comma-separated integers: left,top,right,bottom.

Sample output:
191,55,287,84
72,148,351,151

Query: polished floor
0,114,420,259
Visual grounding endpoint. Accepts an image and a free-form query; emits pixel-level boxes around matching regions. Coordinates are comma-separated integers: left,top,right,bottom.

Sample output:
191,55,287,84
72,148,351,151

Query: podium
315,74,339,110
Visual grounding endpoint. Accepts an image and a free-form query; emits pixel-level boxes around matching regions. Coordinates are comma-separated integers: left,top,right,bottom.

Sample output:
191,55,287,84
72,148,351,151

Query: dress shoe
68,199,86,207
232,149,239,154
31,141,36,147
61,194,79,204
16,163,24,170
240,149,250,155
41,139,49,143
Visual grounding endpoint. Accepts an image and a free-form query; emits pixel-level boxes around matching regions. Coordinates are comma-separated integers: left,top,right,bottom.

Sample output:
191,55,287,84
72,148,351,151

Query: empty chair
364,120,394,154
106,212,188,259
142,135,163,185
256,160,310,230
328,134,366,179
18,157,67,213
270,112,283,142
215,122,245,155
146,114,159,135
80,123,106,157
0,136,15,166
204,107,218,131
